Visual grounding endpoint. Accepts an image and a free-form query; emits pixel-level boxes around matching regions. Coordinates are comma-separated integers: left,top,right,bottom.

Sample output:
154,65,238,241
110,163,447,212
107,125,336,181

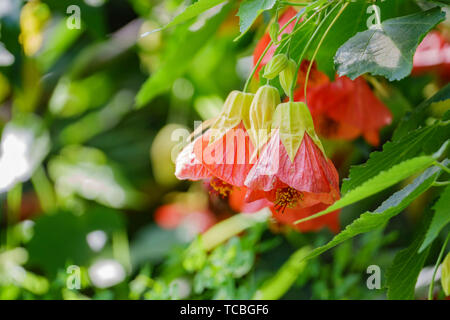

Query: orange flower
413,30,450,81
155,204,216,234
297,76,392,146
228,186,271,213
175,91,255,198
244,102,340,232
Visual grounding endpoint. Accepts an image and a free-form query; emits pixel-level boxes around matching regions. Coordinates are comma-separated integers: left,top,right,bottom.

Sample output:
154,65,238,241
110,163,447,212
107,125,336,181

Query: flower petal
201,123,255,187
175,134,211,181
271,203,340,233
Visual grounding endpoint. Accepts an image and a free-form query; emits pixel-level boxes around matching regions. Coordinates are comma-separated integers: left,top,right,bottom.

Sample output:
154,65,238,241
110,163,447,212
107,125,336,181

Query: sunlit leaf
301,163,446,262
342,121,450,194
142,0,227,36
297,154,443,222
335,7,445,81
236,0,277,40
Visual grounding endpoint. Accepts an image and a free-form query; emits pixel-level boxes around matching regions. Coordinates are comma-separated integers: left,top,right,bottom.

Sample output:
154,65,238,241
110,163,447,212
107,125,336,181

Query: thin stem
243,8,304,92
201,209,270,251
433,181,450,187
243,39,273,92
31,166,57,213
280,1,309,6
253,246,311,299
428,233,450,300
288,1,338,100
274,8,322,57
6,183,22,248
434,161,450,175
303,1,348,103
365,75,389,98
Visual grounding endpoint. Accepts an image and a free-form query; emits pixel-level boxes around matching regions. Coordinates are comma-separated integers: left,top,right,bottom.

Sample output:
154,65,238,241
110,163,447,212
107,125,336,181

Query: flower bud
263,54,288,80
272,102,324,161
279,58,297,96
442,252,450,296
209,90,254,143
269,22,279,45
248,85,281,154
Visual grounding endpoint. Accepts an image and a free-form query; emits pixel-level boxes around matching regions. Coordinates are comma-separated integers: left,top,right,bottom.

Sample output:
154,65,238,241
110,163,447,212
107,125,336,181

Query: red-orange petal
175,133,212,181
229,186,271,213
198,123,255,187
271,203,340,233
298,76,392,146
245,131,339,204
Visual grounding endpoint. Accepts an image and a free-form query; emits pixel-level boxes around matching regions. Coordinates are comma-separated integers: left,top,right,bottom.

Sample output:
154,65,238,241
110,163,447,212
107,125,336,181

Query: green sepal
209,90,254,143
248,85,281,155
272,102,325,162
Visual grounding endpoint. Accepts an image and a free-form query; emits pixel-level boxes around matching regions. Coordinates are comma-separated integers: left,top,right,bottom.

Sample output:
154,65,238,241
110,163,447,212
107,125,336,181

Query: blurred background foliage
0,0,447,300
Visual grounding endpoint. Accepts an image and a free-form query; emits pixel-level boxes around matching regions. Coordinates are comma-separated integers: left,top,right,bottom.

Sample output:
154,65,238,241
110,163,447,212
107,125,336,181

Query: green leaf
135,5,230,107
386,212,432,300
283,0,420,78
393,84,450,140
335,7,445,81
342,121,450,194
27,208,124,276
142,0,227,35
419,185,450,252
302,163,445,262
236,0,278,40
297,155,440,223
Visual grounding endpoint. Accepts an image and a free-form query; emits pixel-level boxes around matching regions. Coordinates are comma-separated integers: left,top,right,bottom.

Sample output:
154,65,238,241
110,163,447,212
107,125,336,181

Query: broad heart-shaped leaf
300,163,445,262
236,0,277,40
419,185,450,252
283,0,420,79
386,210,432,300
335,7,445,81
342,120,450,195
135,5,230,108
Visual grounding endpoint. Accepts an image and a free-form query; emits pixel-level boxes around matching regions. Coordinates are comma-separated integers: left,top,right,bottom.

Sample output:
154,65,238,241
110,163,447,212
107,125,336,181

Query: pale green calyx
248,85,281,155
279,58,297,97
263,54,288,80
272,102,325,162
442,252,450,296
269,22,280,45
209,90,254,143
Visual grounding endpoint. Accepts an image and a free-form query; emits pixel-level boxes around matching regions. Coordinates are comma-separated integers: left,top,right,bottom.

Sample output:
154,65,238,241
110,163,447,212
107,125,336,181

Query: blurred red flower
155,203,216,234
297,76,393,146
412,30,450,81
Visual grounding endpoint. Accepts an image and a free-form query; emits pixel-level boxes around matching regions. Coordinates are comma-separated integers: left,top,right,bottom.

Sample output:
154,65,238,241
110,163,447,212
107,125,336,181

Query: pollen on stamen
209,177,233,198
273,187,303,213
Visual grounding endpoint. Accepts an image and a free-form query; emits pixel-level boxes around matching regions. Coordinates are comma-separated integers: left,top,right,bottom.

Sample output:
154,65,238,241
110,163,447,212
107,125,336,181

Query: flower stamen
273,187,303,213
209,177,233,198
